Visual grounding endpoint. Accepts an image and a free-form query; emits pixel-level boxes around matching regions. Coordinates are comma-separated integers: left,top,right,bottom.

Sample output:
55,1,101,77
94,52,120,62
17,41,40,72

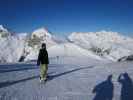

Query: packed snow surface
0,57,133,100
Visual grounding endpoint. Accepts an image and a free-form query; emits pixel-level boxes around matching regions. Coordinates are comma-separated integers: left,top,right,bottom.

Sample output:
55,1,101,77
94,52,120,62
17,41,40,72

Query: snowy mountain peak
69,30,131,43
0,25,11,38
27,27,57,49
68,31,133,61
0,25,8,32
96,30,121,37
31,27,52,39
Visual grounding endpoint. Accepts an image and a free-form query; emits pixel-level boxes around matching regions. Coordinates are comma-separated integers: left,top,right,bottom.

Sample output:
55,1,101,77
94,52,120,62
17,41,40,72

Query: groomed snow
48,43,103,60
0,57,133,100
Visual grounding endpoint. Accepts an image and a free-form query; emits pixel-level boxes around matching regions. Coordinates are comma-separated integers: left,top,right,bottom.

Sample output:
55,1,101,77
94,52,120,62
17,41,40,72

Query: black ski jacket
37,48,49,65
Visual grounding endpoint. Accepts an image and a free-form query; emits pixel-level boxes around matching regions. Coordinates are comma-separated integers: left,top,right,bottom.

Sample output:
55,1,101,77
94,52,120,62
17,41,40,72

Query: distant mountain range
0,25,133,63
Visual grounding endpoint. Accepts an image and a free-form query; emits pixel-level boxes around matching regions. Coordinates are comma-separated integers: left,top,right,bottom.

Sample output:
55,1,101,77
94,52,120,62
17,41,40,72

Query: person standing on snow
37,43,49,82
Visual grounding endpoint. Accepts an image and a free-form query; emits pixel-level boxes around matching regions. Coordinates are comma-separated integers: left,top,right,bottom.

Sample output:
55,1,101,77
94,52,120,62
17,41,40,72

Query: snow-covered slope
0,25,133,63
48,43,102,60
0,26,25,62
68,31,133,61
0,25,8,32
0,25,11,38
25,43,104,62
0,37,25,63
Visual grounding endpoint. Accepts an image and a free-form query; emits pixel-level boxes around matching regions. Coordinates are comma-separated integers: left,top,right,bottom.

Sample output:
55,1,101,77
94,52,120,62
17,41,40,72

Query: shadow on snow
0,66,93,88
92,75,114,100
118,72,133,100
92,73,133,100
0,63,38,73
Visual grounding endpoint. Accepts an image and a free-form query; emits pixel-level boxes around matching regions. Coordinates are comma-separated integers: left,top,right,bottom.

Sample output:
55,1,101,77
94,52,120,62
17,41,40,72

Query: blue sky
0,0,133,36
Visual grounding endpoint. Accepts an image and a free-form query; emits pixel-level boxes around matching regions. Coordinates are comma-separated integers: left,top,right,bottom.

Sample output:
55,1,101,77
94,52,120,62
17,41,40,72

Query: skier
37,43,49,82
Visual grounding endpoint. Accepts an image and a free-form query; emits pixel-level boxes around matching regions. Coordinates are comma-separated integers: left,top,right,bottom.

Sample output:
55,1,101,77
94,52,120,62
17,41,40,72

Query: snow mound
48,43,102,60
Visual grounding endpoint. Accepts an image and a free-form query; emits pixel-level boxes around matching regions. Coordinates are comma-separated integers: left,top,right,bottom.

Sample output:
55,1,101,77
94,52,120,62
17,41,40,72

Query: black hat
42,43,46,48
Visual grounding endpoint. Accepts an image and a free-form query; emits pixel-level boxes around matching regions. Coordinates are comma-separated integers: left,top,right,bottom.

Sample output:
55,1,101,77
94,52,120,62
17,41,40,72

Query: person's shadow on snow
118,72,133,100
0,66,92,88
92,75,114,100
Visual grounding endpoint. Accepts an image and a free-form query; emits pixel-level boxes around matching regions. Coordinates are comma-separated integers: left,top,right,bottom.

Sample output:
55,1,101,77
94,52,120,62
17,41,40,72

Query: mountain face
0,25,8,32
0,25,133,63
23,27,59,61
27,27,57,47
68,30,133,48
0,25,11,38
0,26,58,62
68,31,133,61
0,25,25,63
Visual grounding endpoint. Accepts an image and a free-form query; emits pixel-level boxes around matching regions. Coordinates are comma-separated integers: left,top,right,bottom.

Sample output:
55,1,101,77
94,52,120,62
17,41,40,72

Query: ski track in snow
0,57,133,100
